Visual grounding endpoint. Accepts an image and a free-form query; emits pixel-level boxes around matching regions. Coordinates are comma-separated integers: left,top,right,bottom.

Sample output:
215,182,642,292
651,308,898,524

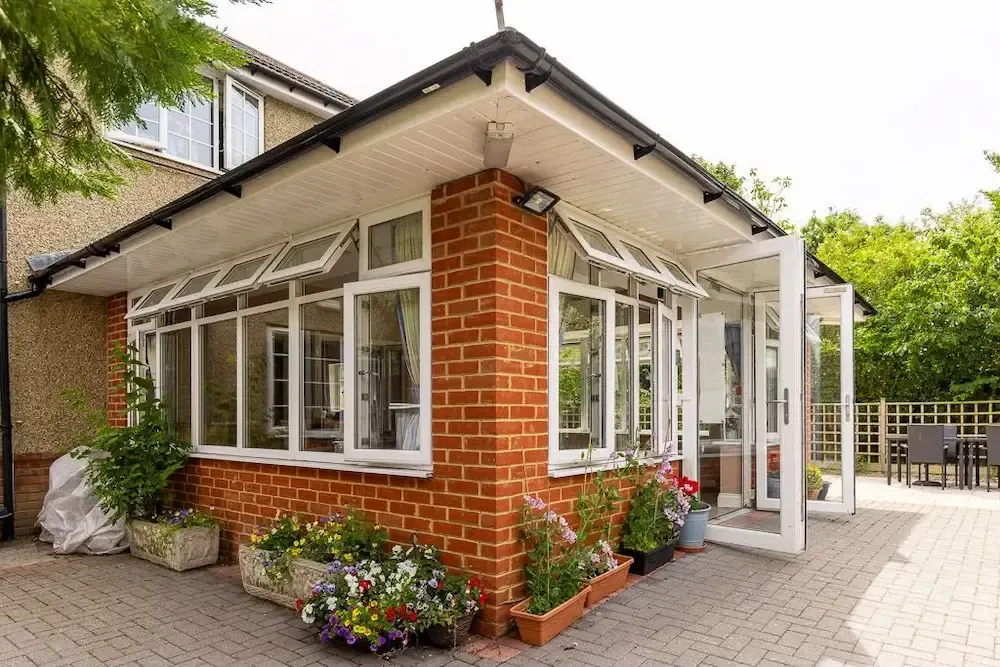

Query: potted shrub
126,508,219,571
619,459,688,575
576,465,631,606
807,464,824,500
387,543,485,648
677,476,711,552
240,512,303,608
69,345,197,568
509,495,590,646
298,558,420,654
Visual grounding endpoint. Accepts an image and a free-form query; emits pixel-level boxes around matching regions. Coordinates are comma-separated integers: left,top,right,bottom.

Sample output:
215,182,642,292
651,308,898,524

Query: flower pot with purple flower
126,508,219,572
619,459,687,576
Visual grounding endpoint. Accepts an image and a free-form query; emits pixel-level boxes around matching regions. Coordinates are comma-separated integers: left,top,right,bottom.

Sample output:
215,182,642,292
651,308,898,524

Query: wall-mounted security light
514,186,560,215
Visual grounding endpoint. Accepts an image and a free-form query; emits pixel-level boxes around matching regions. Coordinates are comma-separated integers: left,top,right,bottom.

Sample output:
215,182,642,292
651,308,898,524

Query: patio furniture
986,426,1000,492
906,425,957,488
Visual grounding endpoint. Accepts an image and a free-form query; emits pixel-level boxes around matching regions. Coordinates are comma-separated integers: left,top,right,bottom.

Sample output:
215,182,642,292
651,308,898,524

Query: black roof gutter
32,29,874,315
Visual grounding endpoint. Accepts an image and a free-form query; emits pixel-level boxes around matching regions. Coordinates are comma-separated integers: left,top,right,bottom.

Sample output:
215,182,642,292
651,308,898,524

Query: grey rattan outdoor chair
906,425,958,488
986,425,1000,492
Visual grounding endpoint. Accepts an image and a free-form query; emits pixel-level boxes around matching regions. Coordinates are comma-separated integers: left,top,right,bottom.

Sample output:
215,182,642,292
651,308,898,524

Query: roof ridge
218,33,357,107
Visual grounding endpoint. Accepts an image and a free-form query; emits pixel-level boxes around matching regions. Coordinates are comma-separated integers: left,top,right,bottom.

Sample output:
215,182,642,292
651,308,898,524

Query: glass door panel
687,236,807,553
806,285,856,514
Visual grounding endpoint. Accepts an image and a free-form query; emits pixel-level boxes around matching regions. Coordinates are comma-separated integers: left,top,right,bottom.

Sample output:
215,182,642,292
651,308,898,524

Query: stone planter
585,554,633,606
125,519,219,572
678,505,711,552
619,542,675,576
238,544,297,609
510,587,590,646
290,557,331,602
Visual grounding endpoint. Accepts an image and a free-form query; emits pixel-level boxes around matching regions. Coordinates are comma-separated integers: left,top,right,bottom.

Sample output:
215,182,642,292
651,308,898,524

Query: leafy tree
0,0,255,205
693,155,794,230
800,208,864,254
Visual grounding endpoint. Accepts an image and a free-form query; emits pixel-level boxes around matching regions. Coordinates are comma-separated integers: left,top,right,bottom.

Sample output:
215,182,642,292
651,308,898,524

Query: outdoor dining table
885,433,986,489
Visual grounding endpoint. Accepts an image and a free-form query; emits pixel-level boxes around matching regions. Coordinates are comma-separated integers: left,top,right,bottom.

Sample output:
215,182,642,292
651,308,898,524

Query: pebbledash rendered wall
106,169,673,637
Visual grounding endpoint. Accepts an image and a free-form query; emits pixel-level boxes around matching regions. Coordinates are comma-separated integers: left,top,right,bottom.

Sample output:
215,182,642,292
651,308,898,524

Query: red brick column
430,169,548,636
107,293,128,427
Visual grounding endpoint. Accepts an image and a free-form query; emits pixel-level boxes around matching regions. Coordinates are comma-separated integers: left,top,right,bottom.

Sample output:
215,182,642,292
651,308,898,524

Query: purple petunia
346,634,357,646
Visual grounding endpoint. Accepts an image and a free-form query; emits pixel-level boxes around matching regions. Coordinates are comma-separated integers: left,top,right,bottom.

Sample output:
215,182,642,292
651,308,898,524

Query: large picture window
130,205,432,475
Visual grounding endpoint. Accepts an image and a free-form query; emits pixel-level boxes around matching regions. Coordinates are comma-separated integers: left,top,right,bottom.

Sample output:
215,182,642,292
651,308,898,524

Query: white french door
687,236,807,554
805,285,856,515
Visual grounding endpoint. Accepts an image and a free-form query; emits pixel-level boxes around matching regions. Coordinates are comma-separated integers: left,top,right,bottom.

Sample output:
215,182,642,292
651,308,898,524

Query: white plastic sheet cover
37,453,127,555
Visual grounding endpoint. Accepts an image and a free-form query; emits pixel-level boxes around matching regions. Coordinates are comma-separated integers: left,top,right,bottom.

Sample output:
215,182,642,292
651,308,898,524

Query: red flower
359,580,371,592
437,580,445,590
408,611,417,622
295,599,304,613
679,476,700,495
386,608,396,621
469,577,482,589
478,592,487,605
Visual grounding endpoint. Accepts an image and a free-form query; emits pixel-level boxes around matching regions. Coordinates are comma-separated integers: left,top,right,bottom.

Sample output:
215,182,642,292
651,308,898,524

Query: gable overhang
34,29,873,315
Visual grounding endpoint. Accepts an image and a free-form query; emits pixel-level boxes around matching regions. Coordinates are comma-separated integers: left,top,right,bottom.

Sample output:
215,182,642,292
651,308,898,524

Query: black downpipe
0,197,13,540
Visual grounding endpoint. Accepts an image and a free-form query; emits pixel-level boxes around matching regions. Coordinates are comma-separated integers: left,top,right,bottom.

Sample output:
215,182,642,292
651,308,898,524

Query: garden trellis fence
809,400,1000,475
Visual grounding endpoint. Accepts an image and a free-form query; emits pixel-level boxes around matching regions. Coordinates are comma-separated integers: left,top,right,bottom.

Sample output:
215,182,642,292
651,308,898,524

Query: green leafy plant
621,460,685,553
519,495,584,615
249,512,304,583
68,344,191,522
806,464,824,491
298,510,388,565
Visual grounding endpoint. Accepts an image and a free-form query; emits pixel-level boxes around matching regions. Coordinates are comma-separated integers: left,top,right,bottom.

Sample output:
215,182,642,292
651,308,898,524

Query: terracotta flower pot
807,487,821,500
585,554,633,606
509,587,590,646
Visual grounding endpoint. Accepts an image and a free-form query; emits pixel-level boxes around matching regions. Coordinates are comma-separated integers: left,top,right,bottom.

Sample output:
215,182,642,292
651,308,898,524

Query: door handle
844,395,852,422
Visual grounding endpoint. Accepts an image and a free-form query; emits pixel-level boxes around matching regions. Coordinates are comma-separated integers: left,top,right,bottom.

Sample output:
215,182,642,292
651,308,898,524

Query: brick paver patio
2,478,999,666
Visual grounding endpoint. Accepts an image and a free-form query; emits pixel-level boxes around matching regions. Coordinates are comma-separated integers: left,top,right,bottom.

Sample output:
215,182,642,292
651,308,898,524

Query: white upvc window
225,76,264,169
128,279,182,320
548,275,615,467
555,203,707,299
344,272,432,467
109,78,219,170
258,222,356,285
359,196,432,279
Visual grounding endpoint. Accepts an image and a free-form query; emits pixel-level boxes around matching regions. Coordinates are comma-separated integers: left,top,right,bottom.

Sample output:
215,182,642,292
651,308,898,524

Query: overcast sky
210,0,1000,227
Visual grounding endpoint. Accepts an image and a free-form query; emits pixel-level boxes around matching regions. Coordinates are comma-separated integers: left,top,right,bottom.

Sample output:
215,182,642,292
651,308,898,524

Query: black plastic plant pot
619,542,675,576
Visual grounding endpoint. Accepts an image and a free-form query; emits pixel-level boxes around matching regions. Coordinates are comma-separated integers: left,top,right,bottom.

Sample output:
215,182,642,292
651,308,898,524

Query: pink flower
523,495,546,511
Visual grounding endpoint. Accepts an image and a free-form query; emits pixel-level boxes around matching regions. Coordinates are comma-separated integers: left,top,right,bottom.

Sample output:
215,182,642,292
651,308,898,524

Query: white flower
392,545,403,556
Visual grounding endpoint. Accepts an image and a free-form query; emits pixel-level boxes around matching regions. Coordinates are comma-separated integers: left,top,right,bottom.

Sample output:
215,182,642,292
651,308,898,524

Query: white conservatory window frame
343,271,432,468
554,202,707,299
359,196,432,280
224,75,265,169
258,221,357,285
127,279,183,320
548,275,616,469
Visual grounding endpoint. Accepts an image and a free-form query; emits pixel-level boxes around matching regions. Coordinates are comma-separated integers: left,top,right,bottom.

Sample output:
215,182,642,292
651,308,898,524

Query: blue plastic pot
678,505,711,549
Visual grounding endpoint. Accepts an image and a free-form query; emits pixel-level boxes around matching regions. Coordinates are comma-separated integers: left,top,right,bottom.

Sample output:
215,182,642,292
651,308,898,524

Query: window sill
548,453,683,478
190,450,433,478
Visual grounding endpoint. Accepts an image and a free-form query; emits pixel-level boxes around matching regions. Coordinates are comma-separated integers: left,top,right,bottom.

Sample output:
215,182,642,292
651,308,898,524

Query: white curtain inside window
549,224,576,279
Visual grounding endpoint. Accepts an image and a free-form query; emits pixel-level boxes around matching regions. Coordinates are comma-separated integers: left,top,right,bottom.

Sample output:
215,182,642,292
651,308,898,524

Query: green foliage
621,478,679,552
0,0,256,203
693,155,793,227
519,496,584,615
806,464,823,491
68,344,191,522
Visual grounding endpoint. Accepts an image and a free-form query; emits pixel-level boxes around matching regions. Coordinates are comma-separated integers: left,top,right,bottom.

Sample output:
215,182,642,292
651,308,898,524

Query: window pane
658,257,694,285
558,293,606,451
218,256,267,286
275,234,339,272
203,295,238,317
142,332,157,387
354,289,421,451
639,305,654,450
244,309,289,449
614,303,634,450
302,243,359,295
368,212,422,270
302,299,344,453
138,285,174,310
229,87,261,167
166,93,213,167
161,308,191,326
176,271,218,299
246,283,288,308
623,242,657,272
201,319,237,447
574,222,622,259
161,329,191,445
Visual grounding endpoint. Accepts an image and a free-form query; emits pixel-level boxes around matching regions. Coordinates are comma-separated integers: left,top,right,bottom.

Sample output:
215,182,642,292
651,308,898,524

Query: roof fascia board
229,67,339,118
50,75,501,292
495,62,753,244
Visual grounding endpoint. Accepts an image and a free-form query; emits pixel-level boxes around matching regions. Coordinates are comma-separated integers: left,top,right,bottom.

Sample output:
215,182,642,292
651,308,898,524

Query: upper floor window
109,76,265,173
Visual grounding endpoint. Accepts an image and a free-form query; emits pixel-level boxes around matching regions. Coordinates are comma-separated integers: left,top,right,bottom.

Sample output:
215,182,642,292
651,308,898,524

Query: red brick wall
107,293,128,427
0,452,59,535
